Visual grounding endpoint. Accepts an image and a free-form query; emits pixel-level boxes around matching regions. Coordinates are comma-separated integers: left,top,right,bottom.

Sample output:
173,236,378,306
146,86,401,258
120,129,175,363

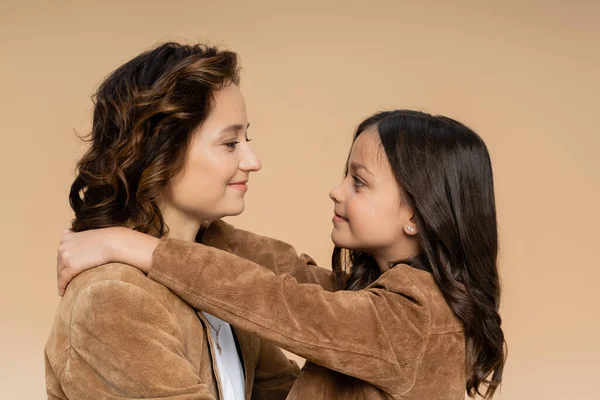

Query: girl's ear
404,214,419,236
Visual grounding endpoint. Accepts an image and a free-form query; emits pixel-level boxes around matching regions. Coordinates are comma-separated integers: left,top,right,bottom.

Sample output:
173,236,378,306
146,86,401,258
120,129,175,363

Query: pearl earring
407,226,415,233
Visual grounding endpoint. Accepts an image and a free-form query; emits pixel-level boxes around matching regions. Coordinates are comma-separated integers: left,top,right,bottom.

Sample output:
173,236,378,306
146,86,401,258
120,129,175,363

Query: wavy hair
69,42,239,236
332,110,506,398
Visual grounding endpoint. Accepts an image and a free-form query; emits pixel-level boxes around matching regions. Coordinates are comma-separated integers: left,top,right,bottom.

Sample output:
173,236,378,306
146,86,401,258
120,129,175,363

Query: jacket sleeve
148,238,432,395
251,340,300,400
58,280,216,400
203,220,337,291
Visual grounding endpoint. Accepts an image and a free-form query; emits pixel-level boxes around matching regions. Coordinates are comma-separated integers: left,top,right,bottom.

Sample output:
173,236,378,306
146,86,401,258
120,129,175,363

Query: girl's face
164,84,261,224
329,128,418,267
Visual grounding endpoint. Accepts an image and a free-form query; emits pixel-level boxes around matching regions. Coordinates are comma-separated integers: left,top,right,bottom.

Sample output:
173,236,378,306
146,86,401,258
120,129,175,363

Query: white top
203,312,246,400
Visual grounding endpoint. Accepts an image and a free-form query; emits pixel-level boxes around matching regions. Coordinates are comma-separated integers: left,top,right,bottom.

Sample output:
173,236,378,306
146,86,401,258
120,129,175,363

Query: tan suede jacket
45,260,299,399
147,220,467,399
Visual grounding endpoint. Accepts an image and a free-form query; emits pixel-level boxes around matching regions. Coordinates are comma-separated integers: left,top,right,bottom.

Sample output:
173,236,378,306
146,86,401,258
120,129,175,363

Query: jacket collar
198,219,235,252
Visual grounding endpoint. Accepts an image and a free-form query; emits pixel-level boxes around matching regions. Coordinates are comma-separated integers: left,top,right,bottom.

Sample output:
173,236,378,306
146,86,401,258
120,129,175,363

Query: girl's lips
332,214,348,223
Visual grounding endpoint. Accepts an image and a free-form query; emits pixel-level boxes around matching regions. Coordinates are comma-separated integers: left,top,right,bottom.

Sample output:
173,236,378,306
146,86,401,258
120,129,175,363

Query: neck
371,240,420,273
161,205,204,243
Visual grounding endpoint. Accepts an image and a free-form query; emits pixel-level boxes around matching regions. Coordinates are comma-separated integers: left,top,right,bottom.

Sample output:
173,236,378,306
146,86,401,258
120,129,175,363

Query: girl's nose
329,183,342,203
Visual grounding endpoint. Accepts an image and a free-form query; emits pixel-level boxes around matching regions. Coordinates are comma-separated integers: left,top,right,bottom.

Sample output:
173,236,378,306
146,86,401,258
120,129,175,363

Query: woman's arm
148,237,432,395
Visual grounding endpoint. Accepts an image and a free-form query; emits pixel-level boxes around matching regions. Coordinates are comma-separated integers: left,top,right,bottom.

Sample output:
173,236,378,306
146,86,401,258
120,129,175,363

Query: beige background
1,0,599,398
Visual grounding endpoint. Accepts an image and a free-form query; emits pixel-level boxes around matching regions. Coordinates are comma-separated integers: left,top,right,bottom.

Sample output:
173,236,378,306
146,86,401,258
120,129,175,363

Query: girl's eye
245,136,252,142
352,175,365,188
224,141,240,149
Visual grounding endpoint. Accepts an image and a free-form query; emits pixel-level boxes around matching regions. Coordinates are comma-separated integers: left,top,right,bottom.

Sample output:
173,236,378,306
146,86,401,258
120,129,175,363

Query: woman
58,110,507,398
45,42,299,400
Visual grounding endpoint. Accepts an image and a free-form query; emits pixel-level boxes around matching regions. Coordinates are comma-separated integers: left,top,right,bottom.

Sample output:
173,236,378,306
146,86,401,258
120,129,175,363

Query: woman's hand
57,227,159,296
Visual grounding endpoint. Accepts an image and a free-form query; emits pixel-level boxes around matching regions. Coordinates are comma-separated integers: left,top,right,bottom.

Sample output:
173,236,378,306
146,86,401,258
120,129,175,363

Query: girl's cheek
347,202,362,222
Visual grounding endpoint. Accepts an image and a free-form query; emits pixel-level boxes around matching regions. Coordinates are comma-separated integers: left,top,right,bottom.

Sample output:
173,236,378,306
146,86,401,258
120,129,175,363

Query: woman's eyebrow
218,122,250,136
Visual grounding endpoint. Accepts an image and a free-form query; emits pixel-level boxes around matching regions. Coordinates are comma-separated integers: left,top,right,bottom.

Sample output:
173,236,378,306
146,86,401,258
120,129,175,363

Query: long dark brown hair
332,110,506,398
69,42,239,236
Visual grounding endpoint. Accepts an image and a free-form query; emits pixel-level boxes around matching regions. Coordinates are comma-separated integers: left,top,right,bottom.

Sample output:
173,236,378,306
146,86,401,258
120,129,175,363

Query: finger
56,250,67,276
58,267,74,296
57,271,65,296
58,277,66,297
57,255,72,288
57,262,66,293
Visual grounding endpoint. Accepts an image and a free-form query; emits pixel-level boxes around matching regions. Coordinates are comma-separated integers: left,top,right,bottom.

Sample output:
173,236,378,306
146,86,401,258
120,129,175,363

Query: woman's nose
240,145,262,172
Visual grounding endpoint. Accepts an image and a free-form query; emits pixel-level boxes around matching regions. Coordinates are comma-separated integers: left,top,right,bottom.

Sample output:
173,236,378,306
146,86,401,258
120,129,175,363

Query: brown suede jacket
147,220,467,399
45,252,299,398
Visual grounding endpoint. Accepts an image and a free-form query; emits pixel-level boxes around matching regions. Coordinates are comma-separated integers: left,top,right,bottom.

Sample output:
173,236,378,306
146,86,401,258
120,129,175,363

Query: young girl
58,110,506,399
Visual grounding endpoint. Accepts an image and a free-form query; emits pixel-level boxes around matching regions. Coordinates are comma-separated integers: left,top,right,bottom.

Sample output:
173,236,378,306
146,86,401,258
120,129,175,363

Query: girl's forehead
350,130,385,164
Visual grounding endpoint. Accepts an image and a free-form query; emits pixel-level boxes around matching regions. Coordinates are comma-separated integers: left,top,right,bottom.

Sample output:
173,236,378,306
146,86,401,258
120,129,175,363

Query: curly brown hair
69,42,240,237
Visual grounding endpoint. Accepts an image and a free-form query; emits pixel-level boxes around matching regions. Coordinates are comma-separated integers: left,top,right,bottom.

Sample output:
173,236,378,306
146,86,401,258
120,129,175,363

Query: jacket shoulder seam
430,327,463,334
69,278,184,350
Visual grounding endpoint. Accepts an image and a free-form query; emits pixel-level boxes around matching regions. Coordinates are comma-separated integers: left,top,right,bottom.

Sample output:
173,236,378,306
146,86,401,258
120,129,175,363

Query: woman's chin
199,203,245,221
223,203,246,217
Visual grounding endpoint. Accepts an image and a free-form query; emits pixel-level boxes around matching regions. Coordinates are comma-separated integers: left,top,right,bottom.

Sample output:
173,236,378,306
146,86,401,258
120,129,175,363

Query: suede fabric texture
45,260,300,399
149,220,467,399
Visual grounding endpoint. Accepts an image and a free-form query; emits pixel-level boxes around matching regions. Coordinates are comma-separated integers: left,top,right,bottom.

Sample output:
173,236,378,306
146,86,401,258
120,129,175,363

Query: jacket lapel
231,326,257,400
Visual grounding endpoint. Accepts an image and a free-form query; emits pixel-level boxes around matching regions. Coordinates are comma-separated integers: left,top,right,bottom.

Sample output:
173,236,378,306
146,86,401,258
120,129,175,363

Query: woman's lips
228,181,248,192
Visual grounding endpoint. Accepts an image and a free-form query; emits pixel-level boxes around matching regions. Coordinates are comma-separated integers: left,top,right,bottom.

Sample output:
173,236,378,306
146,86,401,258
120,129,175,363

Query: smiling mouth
332,213,348,223
228,181,248,192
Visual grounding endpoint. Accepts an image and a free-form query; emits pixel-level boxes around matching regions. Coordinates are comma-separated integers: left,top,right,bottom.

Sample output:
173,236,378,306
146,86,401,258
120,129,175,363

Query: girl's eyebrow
350,161,375,177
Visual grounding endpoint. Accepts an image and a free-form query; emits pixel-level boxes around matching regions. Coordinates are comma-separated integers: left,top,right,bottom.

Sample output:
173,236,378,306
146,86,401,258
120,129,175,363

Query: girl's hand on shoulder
56,227,159,296
57,227,120,296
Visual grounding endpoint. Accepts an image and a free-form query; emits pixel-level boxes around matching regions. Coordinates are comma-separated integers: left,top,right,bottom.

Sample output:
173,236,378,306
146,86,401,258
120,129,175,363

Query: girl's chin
331,232,368,254
330,231,352,250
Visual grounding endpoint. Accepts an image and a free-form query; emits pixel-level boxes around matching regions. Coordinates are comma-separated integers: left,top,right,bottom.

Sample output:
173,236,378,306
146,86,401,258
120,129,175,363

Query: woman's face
164,84,261,224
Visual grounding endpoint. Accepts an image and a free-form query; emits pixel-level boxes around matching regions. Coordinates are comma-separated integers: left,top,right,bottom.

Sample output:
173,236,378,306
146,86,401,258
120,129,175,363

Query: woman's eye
352,175,365,188
224,141,240,149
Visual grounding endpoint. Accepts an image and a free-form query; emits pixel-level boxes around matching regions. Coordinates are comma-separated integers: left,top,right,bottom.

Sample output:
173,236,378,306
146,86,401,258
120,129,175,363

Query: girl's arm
204,220,337,290
57,221,337,295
